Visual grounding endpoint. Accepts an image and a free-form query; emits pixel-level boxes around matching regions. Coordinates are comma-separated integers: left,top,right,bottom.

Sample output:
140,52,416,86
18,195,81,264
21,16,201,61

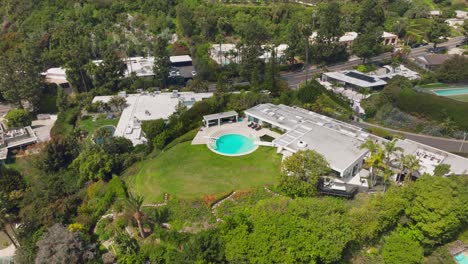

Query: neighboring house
321,70,387,91
209,44,289,65
92,91,212,145
43,55,197,86
445,18,465,28
309,31,399,48
415,54,451,71
455,10,468,19
0,122,38,163
429,10,441,17
382,32,399,46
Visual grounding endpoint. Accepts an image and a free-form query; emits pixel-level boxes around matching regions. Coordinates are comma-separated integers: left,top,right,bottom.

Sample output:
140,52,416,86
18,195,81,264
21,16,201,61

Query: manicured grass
77,115,118,134
417,83,450,89
447,94,468,102
127,142,282,202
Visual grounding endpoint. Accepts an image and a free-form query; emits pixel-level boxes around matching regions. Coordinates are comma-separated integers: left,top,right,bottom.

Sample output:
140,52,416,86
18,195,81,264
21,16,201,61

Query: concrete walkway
0,244,15,259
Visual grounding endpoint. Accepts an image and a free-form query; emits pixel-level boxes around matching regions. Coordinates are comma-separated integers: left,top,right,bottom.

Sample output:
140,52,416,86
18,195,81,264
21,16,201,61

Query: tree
124,192,146,238
463,20,468,41
108,95,127,113
359,139,384,187
187,78,208,93
39,136,79,172
5,109,32,128
89,48,126,93
278,150,330,197
71,147,114,182
352,23,383,63
141,119,166,143
382,231,424,264
427,18,450,49
0,51,43,109
35,223,96,264
402,155,421,183
153,36,171,88
435,55,468,83
56,87,69,113
221,197,351,263
433,163,451,176
0,167,26,212
405,176,467,248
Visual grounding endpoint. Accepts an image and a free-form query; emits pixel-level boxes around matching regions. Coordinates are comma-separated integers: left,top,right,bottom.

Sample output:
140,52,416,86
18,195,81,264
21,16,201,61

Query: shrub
5,108,31,128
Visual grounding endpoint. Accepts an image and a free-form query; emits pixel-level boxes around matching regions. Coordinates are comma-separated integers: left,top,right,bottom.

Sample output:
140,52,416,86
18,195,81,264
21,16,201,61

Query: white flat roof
282,121,369,173
323,70,387,88
170,55,192,63
203,111,238,122
395,139,468,175
93,92,212,145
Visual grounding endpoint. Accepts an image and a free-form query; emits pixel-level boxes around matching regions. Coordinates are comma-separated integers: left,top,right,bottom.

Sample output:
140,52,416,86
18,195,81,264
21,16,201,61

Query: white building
93,91,212,145
445,18,465,28
42,55,196,85
455,10,468,19
309,31,399,47
209,44,289,65
244,104,468,190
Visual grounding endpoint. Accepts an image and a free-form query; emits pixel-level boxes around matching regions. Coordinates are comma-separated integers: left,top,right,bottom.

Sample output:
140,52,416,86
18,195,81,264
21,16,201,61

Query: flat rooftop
395,139,468,175
279,121,369,173
93,91,212,145
245,103,367,135
323,70,387,88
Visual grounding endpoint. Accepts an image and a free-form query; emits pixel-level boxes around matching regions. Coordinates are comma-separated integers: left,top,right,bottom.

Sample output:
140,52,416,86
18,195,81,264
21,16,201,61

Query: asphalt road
352,121,468,154
280,36,465,89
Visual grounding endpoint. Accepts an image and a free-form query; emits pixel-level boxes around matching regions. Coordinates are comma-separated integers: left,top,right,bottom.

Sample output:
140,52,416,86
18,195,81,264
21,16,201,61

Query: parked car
427,47,447,53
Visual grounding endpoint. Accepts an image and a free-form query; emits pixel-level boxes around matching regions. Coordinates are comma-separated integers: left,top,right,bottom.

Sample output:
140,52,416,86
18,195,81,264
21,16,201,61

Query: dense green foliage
4,108,32,128
278,150,329,197
362,76,468,134
1,0,466,263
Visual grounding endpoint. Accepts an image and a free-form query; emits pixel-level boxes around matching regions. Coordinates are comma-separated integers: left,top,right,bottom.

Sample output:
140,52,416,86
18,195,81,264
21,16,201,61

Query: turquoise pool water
213,134,256,155
455,253,468,264
433,88,468,96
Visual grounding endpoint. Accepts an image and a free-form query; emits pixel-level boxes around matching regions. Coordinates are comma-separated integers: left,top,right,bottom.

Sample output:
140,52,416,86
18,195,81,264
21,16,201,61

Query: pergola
203,111,238,127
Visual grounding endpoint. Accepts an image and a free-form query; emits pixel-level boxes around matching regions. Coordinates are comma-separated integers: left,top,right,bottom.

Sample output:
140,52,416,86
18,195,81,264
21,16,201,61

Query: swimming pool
433,88,468,96
455,253,468,264
211,134,257,156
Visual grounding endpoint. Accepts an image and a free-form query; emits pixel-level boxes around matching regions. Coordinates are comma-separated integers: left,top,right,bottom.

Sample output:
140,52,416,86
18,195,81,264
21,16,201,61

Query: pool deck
192,120,282,145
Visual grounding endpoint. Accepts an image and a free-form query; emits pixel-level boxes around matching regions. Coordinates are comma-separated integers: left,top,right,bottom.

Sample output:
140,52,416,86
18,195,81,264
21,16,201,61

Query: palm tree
0,208,18,248
402,155,421,184
360,139,384,187
108,95,127,114
383,140,403,167
124,192,146,238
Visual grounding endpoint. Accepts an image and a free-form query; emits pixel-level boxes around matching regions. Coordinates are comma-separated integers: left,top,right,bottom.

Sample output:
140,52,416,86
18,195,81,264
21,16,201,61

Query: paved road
280,36,465,89
352,120,468,154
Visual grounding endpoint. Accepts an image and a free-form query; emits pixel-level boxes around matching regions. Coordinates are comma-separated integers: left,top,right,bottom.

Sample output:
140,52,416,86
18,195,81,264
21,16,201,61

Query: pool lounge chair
251,123,258,129
255,125,262,131
248,122,254,127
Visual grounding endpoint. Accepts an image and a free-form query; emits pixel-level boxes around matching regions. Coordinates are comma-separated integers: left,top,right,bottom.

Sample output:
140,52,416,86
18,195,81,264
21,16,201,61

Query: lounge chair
255,125,262,131
248,122,254,127
251,123,258,129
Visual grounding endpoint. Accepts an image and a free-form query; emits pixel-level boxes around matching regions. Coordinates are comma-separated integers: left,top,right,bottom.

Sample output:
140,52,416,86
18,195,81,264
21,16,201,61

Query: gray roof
275,121,369,173
203,111,238,122
416,54,450,66
323,70,387,88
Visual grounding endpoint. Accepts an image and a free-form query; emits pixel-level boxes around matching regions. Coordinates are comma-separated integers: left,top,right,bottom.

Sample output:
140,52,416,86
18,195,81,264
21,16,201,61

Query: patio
192,119,281,145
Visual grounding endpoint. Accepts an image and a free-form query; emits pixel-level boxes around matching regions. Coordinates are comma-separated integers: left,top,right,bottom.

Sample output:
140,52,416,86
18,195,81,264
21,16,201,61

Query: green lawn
447,94,468,102
127,142,282,202
77,115,118,134
417,83,450,89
